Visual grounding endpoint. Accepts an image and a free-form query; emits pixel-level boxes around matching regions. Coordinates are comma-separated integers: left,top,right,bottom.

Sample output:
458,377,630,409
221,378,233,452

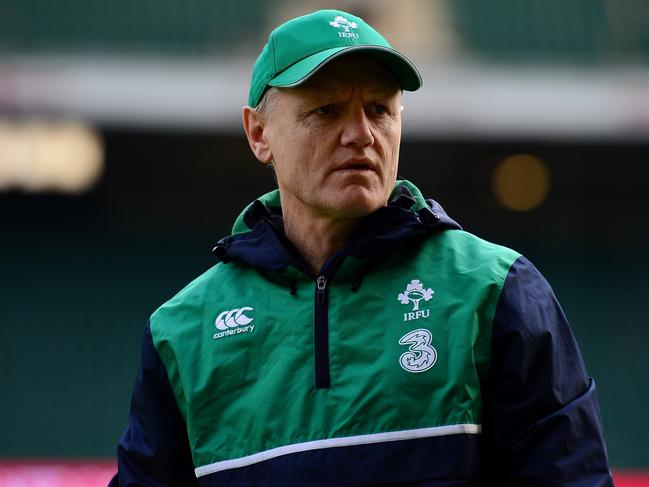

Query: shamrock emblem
398,279,434,311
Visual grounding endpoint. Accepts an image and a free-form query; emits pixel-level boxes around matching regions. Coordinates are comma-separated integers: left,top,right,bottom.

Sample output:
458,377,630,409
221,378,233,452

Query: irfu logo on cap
329,15,359,39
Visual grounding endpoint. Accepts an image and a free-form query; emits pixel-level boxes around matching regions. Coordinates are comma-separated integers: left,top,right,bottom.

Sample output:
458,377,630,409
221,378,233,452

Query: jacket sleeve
109,323,198,487
480,256,613,486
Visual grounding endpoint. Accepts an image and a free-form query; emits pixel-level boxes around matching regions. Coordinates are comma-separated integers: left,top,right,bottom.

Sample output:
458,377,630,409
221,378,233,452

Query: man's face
261,55,402,221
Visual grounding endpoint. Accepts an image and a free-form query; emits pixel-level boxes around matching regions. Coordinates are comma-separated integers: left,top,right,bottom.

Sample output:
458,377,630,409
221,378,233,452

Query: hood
213,180,461,275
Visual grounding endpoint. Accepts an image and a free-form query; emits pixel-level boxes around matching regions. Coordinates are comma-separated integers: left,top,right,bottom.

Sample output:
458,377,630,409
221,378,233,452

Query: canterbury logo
215,307,254,330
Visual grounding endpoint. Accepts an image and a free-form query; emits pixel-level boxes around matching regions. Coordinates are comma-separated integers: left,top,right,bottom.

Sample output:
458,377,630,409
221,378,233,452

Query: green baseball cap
248,9,423,107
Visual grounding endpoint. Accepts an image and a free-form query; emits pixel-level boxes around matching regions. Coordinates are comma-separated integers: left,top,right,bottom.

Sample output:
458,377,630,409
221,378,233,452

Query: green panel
2,0,648,63
0,0,271,53
453,0,649,64
151,227,518,467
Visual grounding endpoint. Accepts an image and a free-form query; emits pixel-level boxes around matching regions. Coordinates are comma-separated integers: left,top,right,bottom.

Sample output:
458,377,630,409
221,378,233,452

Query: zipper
259,211,338,389
316,275,327,303
257,209,368,390
314,274,330,388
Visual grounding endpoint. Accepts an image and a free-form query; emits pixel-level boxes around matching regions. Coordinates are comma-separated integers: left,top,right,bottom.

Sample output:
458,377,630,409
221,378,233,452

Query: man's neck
282,205,359,275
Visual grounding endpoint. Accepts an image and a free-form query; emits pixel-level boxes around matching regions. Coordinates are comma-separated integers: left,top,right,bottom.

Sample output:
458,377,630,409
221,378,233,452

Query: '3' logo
398,328,437,373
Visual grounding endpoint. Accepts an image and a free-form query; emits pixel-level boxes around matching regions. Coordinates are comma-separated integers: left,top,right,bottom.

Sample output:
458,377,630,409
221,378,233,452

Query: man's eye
371,104,388,115
315,105,333,115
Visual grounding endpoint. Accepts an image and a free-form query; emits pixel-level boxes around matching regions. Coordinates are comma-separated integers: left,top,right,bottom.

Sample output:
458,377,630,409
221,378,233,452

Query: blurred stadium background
1,0,648,485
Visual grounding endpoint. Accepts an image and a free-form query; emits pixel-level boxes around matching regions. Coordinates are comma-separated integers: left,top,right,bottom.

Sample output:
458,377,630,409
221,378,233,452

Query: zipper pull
316,275,327,304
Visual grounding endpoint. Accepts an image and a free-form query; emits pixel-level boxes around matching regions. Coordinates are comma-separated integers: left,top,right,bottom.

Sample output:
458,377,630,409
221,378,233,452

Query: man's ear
242,106,273,164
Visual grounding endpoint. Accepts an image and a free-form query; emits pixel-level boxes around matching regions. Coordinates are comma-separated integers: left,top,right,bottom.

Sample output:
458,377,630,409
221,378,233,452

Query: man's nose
340,108,374,147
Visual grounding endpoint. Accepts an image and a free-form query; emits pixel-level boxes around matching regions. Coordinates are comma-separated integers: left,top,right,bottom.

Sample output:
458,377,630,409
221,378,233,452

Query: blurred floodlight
492,154,551,212
0,120,104,194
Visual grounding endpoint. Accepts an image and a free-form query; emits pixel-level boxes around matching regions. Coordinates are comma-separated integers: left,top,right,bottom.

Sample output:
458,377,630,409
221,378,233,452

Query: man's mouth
336,158,375,172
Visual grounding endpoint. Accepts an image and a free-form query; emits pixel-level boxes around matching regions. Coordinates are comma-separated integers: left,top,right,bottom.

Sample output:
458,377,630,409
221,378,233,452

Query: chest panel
152,232,518,469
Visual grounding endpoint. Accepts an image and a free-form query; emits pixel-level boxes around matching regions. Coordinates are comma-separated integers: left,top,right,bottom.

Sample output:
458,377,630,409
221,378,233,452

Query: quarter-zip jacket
111,180,613,486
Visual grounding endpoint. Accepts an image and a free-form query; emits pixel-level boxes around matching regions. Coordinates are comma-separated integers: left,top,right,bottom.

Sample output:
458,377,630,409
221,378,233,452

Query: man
111,9,613,486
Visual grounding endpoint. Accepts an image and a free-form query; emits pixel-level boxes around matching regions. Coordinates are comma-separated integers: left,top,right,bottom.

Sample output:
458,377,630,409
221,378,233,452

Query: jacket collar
213,180,461,275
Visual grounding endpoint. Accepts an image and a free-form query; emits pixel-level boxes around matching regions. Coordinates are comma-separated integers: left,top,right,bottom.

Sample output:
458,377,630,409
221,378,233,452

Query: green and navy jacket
111,181,612,486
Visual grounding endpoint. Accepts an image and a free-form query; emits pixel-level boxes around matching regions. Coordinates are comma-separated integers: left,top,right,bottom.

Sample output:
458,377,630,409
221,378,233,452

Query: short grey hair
255,87,280,118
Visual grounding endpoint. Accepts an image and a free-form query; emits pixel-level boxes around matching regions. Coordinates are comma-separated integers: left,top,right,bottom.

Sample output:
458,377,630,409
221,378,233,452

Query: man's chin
328,187,387,219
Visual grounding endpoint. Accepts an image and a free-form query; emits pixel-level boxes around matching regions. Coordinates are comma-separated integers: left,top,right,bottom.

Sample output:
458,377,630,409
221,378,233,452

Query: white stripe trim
195,423,481,477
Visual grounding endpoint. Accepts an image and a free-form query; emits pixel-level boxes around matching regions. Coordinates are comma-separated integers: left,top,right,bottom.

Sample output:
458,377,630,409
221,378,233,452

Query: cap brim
268,45,422,92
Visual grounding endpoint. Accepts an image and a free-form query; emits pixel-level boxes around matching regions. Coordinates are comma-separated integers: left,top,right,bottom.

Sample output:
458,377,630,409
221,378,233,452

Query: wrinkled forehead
292,54,401,98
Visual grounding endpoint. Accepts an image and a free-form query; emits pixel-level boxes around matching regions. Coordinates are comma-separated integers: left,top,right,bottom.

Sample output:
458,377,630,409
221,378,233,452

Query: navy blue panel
217,221,295,274
197,433,480,487
222,199,312,275
480,256,613,486
348,193,460,259
110,323,197,487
